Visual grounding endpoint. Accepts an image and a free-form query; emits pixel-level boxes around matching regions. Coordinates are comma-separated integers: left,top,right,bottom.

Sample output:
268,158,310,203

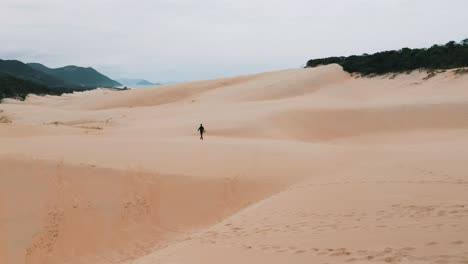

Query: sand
1,64,468,264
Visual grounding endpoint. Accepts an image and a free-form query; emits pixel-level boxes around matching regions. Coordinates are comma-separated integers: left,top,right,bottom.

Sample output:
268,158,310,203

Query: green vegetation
0,59,121,101
0,72,94,100
0,60,66,86
28,63,121,87
306,39,468,75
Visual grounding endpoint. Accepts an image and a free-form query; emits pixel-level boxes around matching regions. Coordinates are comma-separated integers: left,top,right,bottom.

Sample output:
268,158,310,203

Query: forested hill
0,72,92,100
28,63,121,87
306,39,468,75
0,60,120,99
0,59,121,100
0,59,67,87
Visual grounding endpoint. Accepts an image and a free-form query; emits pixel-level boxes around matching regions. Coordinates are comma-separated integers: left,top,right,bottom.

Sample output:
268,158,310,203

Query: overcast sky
1,0,467,82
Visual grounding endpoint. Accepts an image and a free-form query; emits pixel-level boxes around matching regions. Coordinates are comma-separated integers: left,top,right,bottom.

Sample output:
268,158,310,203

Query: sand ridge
1,64,468,263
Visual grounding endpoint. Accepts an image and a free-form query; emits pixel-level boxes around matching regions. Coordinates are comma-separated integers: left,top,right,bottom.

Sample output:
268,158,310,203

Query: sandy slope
1,64,468,264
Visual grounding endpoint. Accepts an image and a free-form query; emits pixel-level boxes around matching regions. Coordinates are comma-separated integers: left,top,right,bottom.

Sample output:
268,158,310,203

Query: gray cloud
1,0,467,82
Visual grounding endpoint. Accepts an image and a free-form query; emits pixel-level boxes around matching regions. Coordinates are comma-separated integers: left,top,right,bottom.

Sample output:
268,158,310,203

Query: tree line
0,73,94,100
306,39,468,75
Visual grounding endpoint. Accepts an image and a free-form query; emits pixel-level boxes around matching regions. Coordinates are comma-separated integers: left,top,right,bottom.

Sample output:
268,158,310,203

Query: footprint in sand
380,256,401,263
330,251,352,257
437,210,446,216
401,247,416,251
259,244,271,251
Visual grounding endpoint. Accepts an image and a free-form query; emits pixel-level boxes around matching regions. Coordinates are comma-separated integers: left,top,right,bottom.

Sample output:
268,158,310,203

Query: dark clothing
198,125,205,140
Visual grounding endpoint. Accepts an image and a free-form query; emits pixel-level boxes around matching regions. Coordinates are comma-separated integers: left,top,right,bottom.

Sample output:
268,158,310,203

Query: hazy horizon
1,0,467,82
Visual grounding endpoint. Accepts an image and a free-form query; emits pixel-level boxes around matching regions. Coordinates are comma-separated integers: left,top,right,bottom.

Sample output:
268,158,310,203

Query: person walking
198,124,205,140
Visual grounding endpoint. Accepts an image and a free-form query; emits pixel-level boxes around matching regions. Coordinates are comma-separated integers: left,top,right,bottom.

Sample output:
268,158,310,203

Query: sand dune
1,65,468,264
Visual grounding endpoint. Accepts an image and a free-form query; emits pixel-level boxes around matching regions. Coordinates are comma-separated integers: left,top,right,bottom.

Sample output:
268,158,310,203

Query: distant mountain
136,79,156,85
0,72,93,100
117,78,156,86
0,59,119,100
0,59,67,87
28,63,121,88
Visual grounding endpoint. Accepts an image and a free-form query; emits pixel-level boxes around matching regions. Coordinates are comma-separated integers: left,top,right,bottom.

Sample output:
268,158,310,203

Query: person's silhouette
198,124,205,140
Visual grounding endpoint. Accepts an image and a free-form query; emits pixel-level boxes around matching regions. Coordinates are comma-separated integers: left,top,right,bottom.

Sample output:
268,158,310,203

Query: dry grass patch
0,110,12,123
454,68,468,75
